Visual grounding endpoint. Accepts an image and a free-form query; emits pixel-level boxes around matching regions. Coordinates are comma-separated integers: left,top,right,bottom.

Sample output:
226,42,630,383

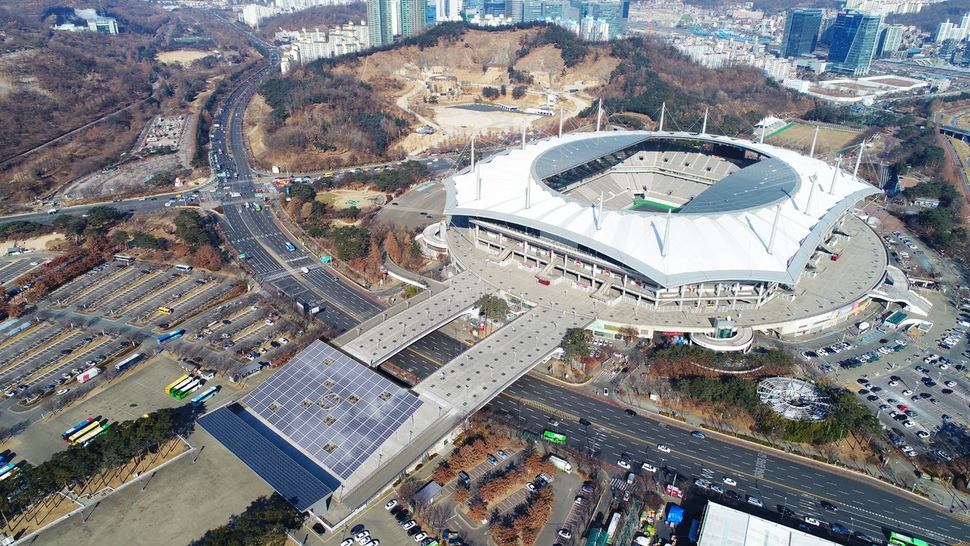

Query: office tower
876,24,903,57
400,0,427,37
522,0,542,22
367,0,393,46
579,1,629,40
828,10,882,76
541,0,570,20
781,8,822,58
483,0,506,17
506,0,524,22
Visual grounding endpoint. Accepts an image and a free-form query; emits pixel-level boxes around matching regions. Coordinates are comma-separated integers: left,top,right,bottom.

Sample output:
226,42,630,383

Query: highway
389,332,970,545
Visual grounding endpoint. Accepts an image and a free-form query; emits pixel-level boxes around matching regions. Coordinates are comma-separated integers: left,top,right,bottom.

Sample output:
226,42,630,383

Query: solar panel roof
243,340,423,480
198,406,334,512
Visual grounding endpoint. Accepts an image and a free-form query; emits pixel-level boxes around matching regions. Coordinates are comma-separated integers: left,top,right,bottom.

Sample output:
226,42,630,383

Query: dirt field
767,122,863,155
156,50,213,66
316,189,386,209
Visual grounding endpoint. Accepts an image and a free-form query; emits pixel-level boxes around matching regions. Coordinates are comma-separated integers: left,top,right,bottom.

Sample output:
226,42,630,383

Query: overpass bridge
941,123,970,141
334,272,487,366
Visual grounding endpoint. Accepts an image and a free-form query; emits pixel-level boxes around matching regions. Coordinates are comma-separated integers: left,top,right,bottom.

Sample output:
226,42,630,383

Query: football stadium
444,130,925,344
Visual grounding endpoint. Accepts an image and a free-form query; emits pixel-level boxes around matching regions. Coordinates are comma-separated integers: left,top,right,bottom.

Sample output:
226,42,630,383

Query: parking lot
48,263,135,307
0,258,41,286
796,226,970,465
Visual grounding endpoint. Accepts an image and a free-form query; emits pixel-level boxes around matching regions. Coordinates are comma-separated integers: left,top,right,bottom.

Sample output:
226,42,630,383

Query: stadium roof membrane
446,131,880,288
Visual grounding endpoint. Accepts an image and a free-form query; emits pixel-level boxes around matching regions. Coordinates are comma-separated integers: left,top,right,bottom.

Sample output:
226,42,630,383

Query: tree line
0,408,187,518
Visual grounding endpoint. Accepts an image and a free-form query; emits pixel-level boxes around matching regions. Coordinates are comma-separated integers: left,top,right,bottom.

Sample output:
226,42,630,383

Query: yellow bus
164,374,190,395
158,306,174,315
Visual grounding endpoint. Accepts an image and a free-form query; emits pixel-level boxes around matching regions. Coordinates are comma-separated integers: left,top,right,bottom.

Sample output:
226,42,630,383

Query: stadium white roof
698,502,840,546
445,131,880,288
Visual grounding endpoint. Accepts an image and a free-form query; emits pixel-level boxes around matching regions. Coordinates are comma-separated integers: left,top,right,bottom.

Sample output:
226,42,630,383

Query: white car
916,430,930,439
903,420,916,428
723,477,737,486
888,380,899,387
341,540,354,546
804,516,821,526
402,520,417,530
617,459,631,469
355,531,370,544
657,444,671,453
901,389,913,396
642,463,657,473
385,499,398,510
55,388,70,396
413,532,428,542
557,529,573,539
694,479,710,489
746,495,763,507
365,541,379,546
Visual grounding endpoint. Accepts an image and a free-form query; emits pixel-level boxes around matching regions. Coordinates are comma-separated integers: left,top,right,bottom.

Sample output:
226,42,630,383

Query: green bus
523,430,539,442
542,430,566,445
889,531,929,546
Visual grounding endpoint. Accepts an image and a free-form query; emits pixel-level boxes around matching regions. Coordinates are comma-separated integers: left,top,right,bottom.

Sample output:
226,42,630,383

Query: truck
76,367,101,383
47,208,59,215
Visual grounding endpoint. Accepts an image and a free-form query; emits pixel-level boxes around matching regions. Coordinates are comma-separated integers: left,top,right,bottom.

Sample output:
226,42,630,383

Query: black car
778,506,796,518
625,409,637,417
725,490,742,502
351,524,365,534
820,500,838,512
578,418,592,427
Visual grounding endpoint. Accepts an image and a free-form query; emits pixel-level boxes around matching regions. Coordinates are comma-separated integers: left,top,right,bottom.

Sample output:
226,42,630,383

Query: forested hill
252,22,809,170
593,37,809,136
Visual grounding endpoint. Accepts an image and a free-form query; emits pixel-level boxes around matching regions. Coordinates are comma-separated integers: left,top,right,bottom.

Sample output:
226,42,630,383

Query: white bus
548,454,572,473
174,264,193,272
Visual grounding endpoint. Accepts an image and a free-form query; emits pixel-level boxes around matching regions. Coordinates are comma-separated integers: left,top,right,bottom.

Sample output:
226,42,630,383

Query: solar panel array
197,406,334,512
244,340,423,479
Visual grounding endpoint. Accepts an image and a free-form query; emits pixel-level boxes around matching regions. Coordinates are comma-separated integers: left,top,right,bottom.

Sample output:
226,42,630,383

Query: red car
897,405,908,411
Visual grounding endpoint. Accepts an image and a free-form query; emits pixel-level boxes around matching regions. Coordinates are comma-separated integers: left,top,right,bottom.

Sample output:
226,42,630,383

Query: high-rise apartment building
400,0,427,37
435,0,461,21
781,8,822,58
367,0,393,46
828,10,882,76
876,24,904,57
936,13,970,42
506,0,524,22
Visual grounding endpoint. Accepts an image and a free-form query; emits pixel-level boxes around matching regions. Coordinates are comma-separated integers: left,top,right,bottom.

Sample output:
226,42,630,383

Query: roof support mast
759,123,766,144
701,108,708,134
525,173,531,209
805,174,818,215
659,102,665,132
829,156,842,194
521,123,527,150
470,135,475,170
809,124,819,158
559,109,564,138
475,164,482,200
662,210,671,257
767,204,781,254
596,192,604,231
853,140,865,179
596,99,603,132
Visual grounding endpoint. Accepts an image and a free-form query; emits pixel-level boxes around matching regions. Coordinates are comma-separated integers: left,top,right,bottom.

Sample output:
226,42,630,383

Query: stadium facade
444,130,900,340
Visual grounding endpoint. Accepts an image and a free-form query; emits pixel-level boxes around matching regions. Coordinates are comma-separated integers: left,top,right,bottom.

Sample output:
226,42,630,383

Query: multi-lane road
391,332,970,545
